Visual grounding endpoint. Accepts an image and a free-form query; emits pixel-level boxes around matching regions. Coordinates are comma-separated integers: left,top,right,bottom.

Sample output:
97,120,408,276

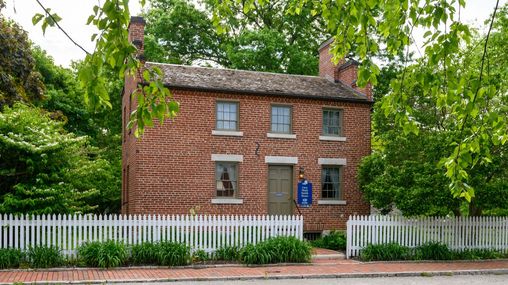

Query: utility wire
34,0,91,55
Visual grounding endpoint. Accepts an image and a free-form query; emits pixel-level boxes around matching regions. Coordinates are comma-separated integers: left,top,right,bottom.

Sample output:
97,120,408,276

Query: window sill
212,130,244,137
318,200,346,205
319,136,347,142
211,198,244,204
267,133,296,139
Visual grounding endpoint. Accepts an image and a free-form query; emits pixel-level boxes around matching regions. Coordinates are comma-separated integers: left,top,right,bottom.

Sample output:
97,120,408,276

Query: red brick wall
122,87,371,230
318,41,373,101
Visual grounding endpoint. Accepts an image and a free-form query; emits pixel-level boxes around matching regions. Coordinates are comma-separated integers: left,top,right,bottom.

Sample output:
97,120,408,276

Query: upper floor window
271,105,292,134
322,108,343,136
215,162,238,197
321,166,342,200
216,101,239,130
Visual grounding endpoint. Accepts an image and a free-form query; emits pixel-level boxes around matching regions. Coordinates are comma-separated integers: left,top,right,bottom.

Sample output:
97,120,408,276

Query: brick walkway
0,259,507,284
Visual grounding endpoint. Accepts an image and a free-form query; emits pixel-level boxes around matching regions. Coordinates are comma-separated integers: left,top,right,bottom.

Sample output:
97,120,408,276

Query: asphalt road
118,274,508,285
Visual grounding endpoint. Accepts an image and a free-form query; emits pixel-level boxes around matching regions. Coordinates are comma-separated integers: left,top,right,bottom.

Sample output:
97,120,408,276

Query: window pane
217,121,224,129
271,106,291,133
323,109,342,135
321,167,340,200
218,103,223,112
216,162,237,197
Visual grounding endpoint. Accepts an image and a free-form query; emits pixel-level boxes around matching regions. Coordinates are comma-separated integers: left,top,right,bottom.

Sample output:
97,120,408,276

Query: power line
34,0,91,55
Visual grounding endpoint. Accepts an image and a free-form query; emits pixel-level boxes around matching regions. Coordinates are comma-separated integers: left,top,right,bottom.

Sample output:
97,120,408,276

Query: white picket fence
347,215,508,258
0,214,303,256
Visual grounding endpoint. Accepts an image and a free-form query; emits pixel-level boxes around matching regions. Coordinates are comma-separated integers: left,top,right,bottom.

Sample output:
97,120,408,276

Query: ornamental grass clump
131,242,159,265
311,231,347,251
0,248,24,269
239,236,312,265
26,245,64,268
360,243,411,261
156,241,191,266
413,242,452,260
78,240,127,268
214,246,240,261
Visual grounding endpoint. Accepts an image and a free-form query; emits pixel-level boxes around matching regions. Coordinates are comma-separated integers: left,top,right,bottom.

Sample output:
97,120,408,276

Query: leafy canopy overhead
144,0,327,75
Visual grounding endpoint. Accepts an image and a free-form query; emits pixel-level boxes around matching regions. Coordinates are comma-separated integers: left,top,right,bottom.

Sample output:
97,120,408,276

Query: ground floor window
215,162,238,197
321,166,341,200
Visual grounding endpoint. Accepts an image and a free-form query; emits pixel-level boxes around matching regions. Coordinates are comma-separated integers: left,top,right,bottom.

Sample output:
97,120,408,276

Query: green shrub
239,236,312,264
413,242,452,260
360,243,411,261
192,249,209,263
214,246,240,261
311,231,347,251
131,242,159,265
78,241,127,268
0,248,24,269
27,245,64,268
452,248,504,260
156,241,191,266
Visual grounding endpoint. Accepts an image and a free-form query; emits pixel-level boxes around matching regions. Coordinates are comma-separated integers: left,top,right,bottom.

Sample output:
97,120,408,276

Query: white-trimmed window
321,166,342,200
215,162,238,197
216,101,239,130
271,105,292,134
322,108,343,136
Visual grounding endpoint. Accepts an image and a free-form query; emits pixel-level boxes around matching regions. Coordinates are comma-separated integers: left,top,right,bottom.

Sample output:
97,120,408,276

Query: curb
2,269,508,284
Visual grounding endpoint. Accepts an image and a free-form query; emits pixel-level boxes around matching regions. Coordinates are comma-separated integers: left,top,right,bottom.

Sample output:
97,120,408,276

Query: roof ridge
145,62,325,80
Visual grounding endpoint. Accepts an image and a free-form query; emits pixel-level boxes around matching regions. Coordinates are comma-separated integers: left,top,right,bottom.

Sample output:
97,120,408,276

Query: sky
2,0,507,67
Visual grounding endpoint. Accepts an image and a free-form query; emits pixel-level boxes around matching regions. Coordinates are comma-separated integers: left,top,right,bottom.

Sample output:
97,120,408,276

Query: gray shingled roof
146,62,369,103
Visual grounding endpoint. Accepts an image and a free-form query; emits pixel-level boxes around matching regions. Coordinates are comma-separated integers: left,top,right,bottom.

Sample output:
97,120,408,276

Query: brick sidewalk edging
1,260,508,284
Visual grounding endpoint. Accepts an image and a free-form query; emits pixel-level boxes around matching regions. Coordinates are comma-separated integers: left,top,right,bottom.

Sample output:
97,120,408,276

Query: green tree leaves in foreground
359,5,508,216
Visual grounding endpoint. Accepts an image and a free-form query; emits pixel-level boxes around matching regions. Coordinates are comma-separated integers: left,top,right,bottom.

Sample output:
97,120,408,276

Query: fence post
346,215,352,259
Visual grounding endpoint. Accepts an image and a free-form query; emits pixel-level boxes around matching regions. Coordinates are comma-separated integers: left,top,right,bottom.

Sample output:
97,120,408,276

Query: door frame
267,164,294,215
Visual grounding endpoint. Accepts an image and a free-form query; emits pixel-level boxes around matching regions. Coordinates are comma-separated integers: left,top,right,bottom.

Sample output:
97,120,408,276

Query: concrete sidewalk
0,259,508,284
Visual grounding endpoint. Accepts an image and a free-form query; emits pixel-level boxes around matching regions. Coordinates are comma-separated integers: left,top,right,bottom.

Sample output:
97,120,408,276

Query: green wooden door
268,165,293,215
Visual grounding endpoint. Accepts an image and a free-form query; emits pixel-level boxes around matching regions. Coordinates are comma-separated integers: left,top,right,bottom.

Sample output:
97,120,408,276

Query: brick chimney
318,39,372,101
128,16,146,62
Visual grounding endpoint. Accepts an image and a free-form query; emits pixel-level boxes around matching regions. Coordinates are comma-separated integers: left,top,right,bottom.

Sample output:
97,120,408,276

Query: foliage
310,231,347,251
413,242,452,260
358,17,508,215
360,243,411,261
360,242,508,261
213,246,240,261
26,245,64,268
131,242,159,265
0,248,24,269
0,14,44,107
144,0,327,75
192,249,209,263
78,241,127,268
239,236,312,264
0,103,100,214
156,241,191,266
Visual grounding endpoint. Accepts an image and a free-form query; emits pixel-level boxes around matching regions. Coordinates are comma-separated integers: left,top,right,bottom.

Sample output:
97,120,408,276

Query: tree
0,104,95,214
32,48,122,213
358,9,508,215
0,12,44,107
144,0,327,75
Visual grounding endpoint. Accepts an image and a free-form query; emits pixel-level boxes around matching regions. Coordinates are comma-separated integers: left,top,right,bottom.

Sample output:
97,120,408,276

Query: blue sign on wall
297,180,312,207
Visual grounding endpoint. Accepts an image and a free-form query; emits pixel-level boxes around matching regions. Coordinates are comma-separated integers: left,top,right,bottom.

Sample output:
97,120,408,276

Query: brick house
122,16,372,232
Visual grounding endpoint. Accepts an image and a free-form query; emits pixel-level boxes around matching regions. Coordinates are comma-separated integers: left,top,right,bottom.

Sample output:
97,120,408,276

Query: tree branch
34,0,91,55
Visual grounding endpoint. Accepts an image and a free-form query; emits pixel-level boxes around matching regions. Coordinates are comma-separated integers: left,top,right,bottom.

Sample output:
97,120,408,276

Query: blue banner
297,180,312,207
